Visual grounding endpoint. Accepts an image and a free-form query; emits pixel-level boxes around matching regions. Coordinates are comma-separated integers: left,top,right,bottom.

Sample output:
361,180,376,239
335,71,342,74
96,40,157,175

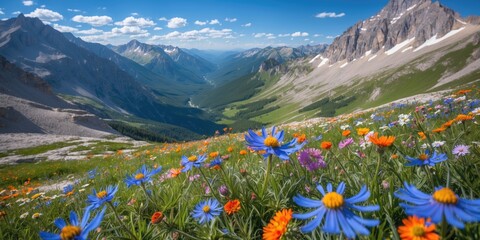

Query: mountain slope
0,56,117,137
0,15,223,137
111,40,215,88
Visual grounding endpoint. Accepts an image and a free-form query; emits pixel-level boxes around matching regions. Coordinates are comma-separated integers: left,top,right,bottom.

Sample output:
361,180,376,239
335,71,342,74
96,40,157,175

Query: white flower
81,183,90,188
398,114,411,126
340,124,350,130
355,121,363,126
379,125,390,131
432,141,446,148
360,140,372,149
420,143,430,149
364,131,375,142
472,107,480,115
20,212,29,219
454,96,466,102
370,114,377,120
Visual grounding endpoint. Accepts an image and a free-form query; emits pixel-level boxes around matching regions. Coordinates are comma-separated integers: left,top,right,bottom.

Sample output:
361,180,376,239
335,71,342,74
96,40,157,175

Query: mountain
0,15,222,138
184,48,242,65
193,45,326,108
62,33,188,103
0,56,117,137
206,0,480,129
323,0,464,63
110,40,215,86
206,44,328,85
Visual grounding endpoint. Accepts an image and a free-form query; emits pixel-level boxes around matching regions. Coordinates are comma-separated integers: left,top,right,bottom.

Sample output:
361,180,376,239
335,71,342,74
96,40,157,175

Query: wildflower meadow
1,86,480,239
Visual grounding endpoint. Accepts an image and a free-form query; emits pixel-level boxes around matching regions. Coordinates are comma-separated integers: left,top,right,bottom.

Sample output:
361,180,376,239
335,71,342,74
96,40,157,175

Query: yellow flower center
60,225,81,240
96,191,107,199
322,192,344,209
264,136,280,148
135,173,145,180
411,225,425,237
419,154,429,161
202,205,210,213
433,188,458,204
188,155,198,162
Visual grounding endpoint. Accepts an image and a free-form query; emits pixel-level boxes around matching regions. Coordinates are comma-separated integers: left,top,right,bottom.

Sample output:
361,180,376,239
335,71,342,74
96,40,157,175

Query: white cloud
76,28,103,35
209,19,220,25
25,8,63,23
326,35,335,39
67,9,81,13
131,12,139,16
291,32,309,37
315,12,345,18
314,34,322,37
111,26,148,35
23,1,34,6
195,20,207,26
278,33,290,37
52,23,78,32
225,17,237,22
167,17,187,28
154,27,162,31
241,23,251,27
0,9,4,15
40,4,45,8
158,17,167,21
115,16,155,27
254,33,275,39
12,11,21,15
150,28,233,41
72,15,112,27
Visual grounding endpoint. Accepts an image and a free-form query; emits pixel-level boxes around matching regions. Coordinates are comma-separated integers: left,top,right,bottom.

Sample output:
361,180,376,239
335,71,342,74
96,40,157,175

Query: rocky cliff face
323,0,466,63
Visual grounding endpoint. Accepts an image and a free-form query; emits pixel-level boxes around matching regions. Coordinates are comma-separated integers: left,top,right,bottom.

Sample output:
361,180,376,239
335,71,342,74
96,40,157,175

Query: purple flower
218,185,229,197
452,145,470,157
338,138,354,149
297,148,326,171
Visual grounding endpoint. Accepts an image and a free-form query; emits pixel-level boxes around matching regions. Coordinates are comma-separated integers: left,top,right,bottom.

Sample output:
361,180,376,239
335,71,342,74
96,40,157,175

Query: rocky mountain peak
321,0,467,64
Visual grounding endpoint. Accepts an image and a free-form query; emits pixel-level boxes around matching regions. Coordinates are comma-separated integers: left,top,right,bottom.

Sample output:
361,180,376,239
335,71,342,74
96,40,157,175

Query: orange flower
441,120,455,128
342,130,351,137
356,128,370,136
418,132,426,140
224,199,241,215
320,141,333,150
169,168,182,178
432,127,446,133
151,211,164,224
239,150,247,155
227,146,234,152
209,151,219,158
455,114,473,122
397,215,439,240
391,154,399,159
456,89,472,95
262,209,293,240
296,134,306,144
369,133,395,148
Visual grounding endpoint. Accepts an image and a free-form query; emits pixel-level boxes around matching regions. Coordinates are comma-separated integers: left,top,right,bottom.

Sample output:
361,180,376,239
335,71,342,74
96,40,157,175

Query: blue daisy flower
63,184,74,195
209,157,222,169
181,154,206,172
404,149,448,167
293,182,379,238
244,126,304,160
86,185,118,210
125,165,162,187
191,198,222,224
40,206,106,240
395,182,480,228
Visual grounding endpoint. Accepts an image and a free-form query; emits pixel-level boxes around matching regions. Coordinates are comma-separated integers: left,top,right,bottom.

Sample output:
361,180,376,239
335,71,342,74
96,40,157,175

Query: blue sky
1,0,478,49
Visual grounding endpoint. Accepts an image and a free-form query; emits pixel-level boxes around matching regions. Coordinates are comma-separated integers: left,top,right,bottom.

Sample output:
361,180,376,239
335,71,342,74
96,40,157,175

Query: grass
1,85,480,239
9,142,78,156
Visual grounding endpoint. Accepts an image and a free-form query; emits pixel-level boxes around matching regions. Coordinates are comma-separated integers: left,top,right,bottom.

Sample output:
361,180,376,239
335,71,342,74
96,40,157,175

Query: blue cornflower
395,182,480,228
181,154,206,172
125,165,162,187
63,184,74,195
244,126,304,160
209,157,222,169
191,198,222,224
293,182,379,238
40,206,106,240
86,185,118,210
404,149,447,167
88,169,97,179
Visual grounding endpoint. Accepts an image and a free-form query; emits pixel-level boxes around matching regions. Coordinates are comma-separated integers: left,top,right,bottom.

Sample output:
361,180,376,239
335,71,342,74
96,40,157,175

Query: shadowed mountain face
111,40,216,86
323,0,463,63
0,15,223,137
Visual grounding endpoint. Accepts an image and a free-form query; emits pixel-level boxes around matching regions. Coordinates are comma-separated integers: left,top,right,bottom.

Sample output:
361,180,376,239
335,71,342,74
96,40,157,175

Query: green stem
107,201,138,240
199,167,221,200
262,154,273,197
141,182,160,209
